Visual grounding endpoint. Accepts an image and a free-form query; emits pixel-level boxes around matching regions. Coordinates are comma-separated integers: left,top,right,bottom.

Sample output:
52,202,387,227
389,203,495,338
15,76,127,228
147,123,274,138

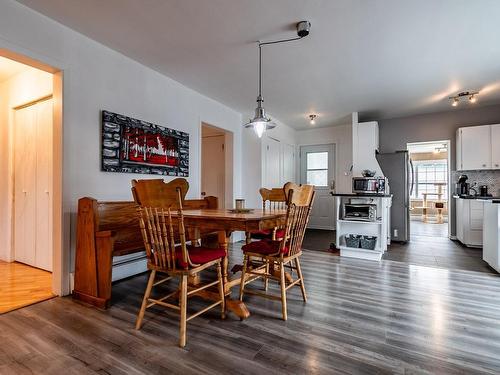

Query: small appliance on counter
479,185,491,197
455,174,470,196
352,176,387,194
342,203,378,222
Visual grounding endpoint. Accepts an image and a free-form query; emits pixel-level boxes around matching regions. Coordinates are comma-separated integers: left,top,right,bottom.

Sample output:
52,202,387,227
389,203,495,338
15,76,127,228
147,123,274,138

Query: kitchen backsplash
452,170,500,196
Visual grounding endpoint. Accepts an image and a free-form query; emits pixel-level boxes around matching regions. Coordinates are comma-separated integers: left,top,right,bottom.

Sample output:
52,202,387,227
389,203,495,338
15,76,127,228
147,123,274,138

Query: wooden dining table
181,208,287,319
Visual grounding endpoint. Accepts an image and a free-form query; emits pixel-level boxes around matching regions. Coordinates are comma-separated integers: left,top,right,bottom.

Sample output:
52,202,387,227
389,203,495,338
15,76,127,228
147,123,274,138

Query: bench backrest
78,196,218,257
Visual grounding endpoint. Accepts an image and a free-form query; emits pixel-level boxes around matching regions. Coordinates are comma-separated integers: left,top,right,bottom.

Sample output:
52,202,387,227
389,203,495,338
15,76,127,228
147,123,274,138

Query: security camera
296,21,311,38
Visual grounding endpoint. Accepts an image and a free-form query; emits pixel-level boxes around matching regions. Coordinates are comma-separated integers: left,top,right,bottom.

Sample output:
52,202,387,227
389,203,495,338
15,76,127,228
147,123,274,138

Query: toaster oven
342,203,377,222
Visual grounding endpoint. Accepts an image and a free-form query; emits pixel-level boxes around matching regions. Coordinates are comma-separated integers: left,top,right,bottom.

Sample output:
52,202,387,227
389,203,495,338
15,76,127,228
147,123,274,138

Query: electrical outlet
394,229,398,237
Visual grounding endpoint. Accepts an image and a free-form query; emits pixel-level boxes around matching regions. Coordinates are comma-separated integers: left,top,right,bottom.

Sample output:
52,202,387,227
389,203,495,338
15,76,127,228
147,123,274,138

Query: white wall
0,66,53,262
295,124,352,193
0,0,243,293
242,118,297,208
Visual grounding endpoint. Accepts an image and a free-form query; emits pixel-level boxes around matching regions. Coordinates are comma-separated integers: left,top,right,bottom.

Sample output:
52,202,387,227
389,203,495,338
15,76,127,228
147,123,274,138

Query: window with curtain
411,159,448,199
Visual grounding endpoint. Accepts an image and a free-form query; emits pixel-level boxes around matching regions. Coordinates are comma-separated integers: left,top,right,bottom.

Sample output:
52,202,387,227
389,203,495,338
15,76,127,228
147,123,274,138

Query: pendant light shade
244,95,275,138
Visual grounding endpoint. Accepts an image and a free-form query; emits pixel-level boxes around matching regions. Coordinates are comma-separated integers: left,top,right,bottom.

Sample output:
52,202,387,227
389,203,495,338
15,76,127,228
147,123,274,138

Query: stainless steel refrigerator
376,150,414,242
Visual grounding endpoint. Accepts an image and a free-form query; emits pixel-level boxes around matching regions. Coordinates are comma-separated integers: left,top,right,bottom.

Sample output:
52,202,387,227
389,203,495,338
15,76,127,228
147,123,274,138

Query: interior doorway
407,141,450,239
0,53,62,313
200,122,233,208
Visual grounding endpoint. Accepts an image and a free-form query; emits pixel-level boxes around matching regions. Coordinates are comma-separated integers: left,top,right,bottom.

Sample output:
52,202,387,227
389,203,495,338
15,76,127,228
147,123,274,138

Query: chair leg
264,259,269,291
295,258,307,302
179,274,188,348
239,255,249,301
136,270,156,330
279,263,287,321
217,262,226,319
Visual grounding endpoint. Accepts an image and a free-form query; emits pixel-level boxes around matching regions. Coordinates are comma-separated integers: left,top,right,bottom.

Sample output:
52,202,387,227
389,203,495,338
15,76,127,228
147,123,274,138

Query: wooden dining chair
246,187,287,243
239,182,315,320
133,179,226,347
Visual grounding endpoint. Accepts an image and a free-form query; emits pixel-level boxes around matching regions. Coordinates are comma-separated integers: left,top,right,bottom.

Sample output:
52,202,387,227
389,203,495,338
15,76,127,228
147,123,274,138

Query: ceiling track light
244,21,311,138
449,91,478,107
309,114,317,125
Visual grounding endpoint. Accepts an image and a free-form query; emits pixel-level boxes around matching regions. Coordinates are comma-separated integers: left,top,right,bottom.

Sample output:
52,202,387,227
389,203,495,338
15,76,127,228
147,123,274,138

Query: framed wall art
101,110,189,176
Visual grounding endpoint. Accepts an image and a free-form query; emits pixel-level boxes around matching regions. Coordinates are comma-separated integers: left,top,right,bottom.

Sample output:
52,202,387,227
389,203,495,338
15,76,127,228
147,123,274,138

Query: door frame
299,143,336,230
199,121,234,209
1,48,65,296
406,139,452,239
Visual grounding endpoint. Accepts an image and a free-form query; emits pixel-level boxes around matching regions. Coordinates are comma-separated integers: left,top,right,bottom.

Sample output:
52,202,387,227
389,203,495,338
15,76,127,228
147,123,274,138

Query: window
306,152,328,186
411,160,448,199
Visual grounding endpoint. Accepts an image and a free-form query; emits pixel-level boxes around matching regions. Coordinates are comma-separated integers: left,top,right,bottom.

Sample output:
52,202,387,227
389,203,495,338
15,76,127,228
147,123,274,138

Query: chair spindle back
281,183,315,257
259,187,287,210
134,179,193,270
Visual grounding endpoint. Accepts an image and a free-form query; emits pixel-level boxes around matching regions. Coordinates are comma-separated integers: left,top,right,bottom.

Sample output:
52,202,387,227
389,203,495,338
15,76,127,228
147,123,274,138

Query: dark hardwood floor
1,246,500,374
303,226,494,274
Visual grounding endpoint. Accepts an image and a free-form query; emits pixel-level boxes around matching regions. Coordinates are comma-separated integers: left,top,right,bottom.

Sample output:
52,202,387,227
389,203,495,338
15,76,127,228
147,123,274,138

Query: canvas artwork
101,110,189,176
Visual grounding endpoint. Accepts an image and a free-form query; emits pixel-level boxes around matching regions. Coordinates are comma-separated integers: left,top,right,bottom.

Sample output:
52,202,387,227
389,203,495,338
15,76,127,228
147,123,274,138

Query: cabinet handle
482,164,486,167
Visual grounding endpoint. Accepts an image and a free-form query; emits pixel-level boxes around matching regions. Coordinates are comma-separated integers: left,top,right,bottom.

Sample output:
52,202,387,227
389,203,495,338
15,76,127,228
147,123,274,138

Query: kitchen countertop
331,192,393,198
452,194,500,200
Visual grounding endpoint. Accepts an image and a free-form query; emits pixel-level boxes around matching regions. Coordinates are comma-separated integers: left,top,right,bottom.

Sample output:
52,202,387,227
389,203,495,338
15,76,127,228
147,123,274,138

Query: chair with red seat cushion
241,239,288,256
247,187,287,242
239,182,315,321
132,178,225,348
176,246,227,268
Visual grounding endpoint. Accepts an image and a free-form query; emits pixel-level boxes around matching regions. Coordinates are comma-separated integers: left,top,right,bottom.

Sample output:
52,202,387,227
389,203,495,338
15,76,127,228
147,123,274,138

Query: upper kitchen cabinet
456,124,498,170
491,124,500,169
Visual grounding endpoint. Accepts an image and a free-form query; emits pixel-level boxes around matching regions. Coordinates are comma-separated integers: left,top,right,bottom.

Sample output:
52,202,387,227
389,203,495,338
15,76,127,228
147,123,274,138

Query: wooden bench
73,195,218,309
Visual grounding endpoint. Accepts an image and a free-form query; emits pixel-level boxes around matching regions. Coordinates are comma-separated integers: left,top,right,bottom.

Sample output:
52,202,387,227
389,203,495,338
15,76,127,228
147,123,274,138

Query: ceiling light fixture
309,114,317,125
244,21,311,138
449,91,478,107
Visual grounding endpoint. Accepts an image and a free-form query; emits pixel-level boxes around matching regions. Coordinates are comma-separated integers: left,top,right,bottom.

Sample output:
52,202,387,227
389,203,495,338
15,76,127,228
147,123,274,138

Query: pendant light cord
257,36,302,104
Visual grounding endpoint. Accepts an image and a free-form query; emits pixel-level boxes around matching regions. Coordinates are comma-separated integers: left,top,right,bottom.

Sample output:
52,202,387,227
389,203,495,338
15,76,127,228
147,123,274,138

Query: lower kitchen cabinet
456,198,484,248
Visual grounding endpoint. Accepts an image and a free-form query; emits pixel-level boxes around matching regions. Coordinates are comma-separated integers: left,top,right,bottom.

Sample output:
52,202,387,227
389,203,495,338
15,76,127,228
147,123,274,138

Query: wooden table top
181,208,287,221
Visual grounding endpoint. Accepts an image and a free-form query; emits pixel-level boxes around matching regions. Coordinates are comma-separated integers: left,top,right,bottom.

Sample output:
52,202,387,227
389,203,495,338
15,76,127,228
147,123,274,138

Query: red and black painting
101,110,189,176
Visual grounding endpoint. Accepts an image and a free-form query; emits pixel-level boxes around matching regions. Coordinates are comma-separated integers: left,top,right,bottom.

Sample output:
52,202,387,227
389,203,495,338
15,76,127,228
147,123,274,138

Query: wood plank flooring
0,261,53,314
1,247,500,374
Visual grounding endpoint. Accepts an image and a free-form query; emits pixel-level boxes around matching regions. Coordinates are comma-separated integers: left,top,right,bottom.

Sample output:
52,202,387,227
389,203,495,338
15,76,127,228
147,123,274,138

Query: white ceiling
0,56,29,83
16,0,500,129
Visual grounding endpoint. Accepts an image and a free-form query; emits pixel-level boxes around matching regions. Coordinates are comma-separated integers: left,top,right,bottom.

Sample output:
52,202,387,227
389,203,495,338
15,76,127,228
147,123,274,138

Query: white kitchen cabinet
491,124,500,169
457,126,491,170
455,198,484,248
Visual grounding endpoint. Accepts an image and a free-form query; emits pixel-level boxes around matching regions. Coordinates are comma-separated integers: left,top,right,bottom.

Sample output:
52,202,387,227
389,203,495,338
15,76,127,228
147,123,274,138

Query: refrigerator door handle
409,158,415,196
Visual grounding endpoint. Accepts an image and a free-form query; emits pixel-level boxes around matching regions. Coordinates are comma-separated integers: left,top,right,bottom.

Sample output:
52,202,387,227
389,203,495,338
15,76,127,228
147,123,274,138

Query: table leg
217,230,250,320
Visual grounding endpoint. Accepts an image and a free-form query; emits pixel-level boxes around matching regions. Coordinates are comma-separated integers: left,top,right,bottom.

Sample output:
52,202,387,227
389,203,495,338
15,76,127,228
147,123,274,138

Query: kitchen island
332,193,392,261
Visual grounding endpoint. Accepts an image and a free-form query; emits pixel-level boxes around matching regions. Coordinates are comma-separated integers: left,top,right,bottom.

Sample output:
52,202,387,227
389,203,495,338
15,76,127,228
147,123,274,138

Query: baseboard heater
112,252,148,282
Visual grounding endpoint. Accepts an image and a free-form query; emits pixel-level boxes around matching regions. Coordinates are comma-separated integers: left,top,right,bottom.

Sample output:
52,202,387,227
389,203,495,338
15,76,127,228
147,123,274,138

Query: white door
263,136,281,188
14,98,53,271
459,126,491,170
201,134,225,208
281,143,295,184
491,124,500,169
300,144,335,229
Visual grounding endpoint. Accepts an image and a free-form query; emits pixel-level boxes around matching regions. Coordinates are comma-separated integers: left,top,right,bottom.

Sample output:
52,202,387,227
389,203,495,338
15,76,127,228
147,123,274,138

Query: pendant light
244,21,311,138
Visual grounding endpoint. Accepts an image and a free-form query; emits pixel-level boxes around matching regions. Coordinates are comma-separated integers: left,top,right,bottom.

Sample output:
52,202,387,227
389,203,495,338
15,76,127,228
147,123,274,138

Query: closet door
263,137,281,188
14,104,37,267
14,99,53,271
35,99,53,271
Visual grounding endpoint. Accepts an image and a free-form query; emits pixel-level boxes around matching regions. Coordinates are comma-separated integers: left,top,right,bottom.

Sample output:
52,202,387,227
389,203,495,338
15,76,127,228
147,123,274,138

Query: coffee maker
456,174,470,196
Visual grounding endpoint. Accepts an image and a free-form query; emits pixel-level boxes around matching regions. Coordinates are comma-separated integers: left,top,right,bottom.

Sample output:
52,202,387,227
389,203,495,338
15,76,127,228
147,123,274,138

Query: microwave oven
352,177,387,194
342,203,377,222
